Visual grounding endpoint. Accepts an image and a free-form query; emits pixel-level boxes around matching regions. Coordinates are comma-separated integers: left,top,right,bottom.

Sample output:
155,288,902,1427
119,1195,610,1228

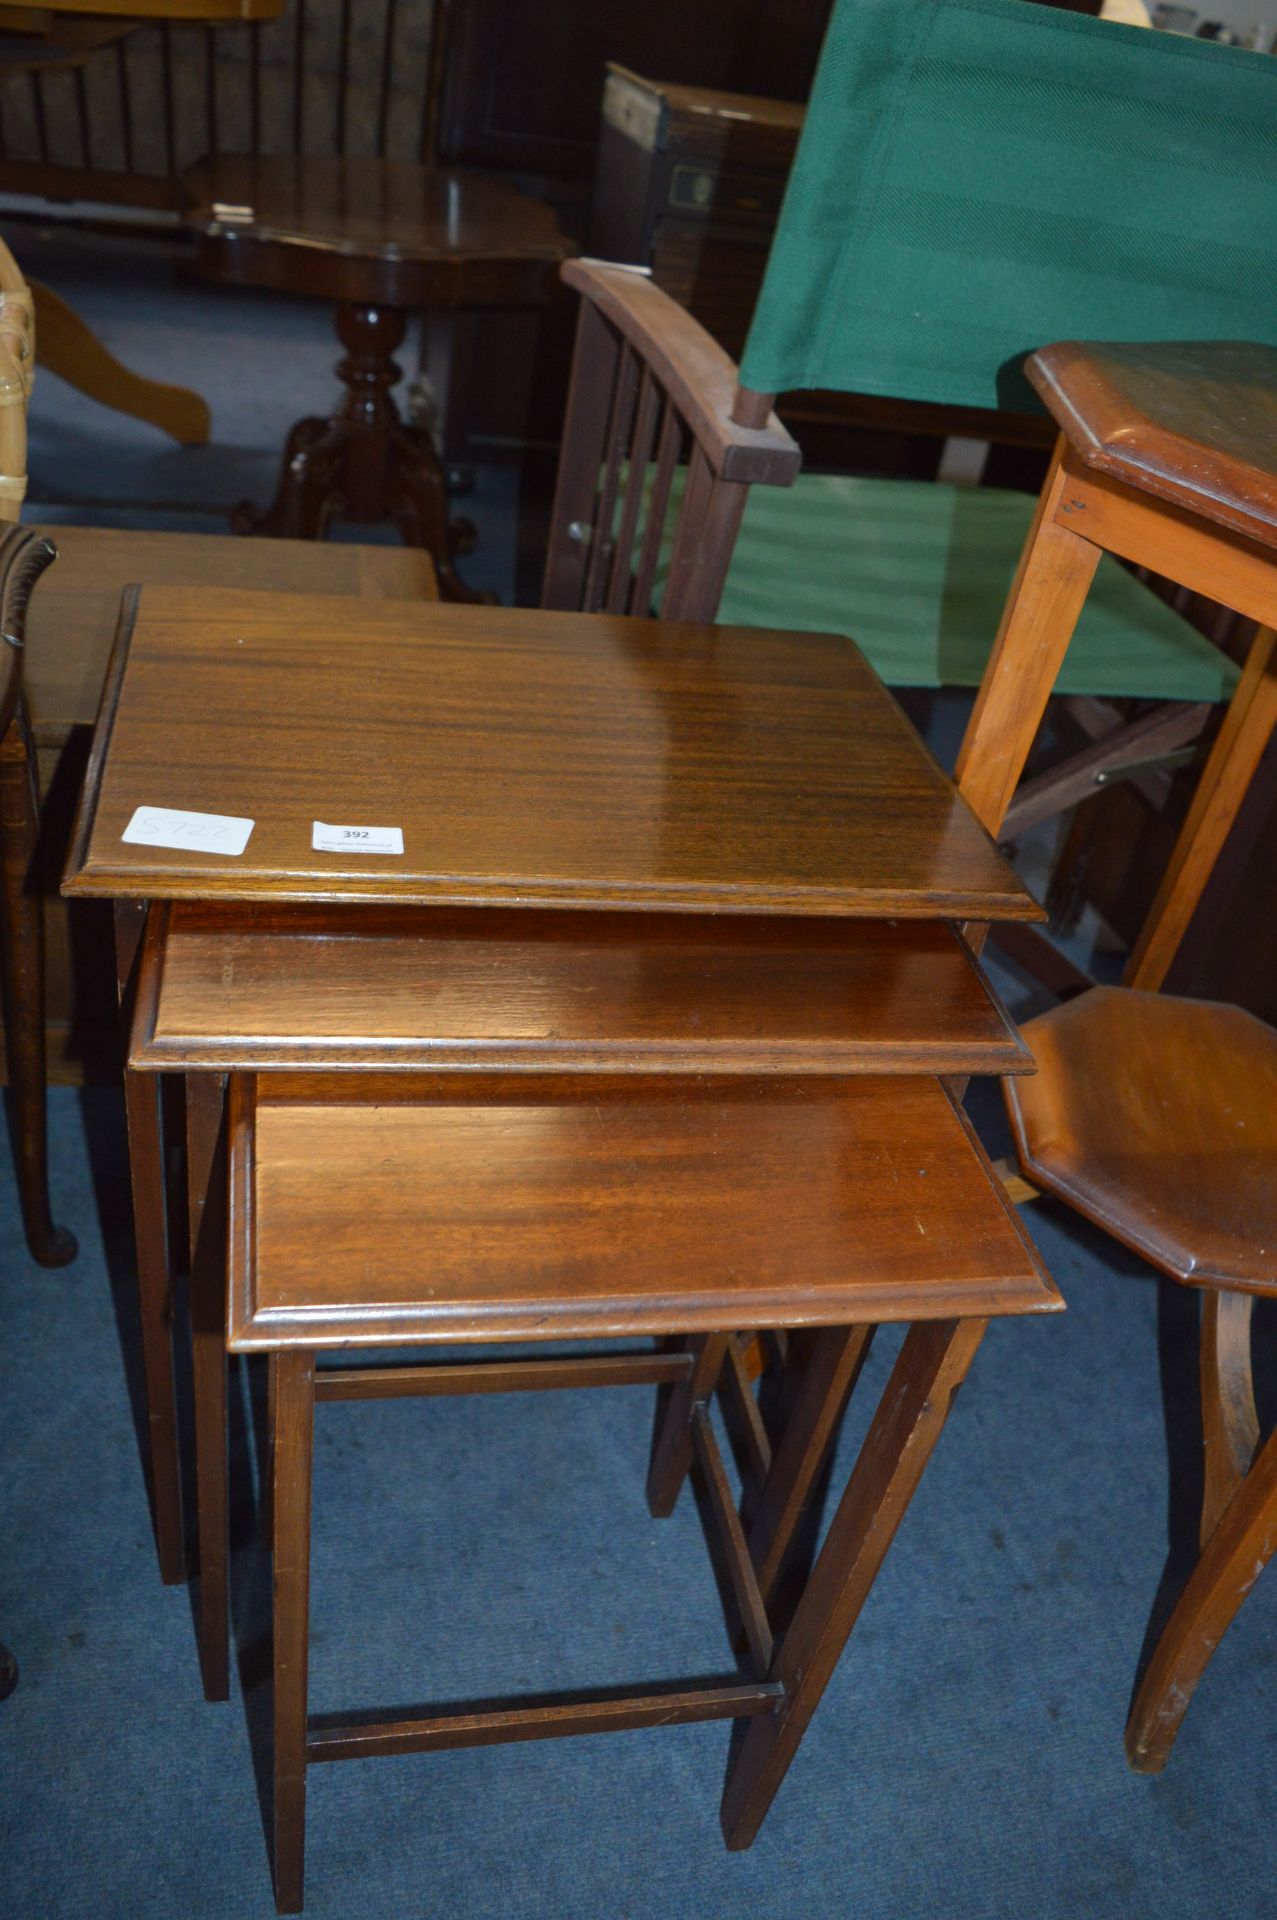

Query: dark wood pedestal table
183,159,572,601
65,583,1062,1909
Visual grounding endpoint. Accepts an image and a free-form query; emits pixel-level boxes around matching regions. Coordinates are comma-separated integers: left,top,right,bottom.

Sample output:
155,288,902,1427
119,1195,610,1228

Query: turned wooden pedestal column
231,302,479,599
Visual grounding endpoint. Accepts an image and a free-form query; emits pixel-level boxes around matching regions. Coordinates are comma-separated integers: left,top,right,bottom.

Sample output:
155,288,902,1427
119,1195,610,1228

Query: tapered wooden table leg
647,1335,729,1518
115,901,185,1585
190,1079,230,1702
122,1067,185,1585
272,1350,316,1917
721,1316,986,1849
1126,1421,1277,1774
748,1325,875,1609
187,1072,226,1272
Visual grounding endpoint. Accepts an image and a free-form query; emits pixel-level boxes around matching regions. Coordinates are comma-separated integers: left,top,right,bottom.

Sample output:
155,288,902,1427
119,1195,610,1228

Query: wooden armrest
562,259,800,488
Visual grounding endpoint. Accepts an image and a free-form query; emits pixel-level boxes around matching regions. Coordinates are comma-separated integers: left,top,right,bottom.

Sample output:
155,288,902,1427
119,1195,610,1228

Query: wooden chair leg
0,721,76,1268
1126,1419,1277,1774
1199,1290,1259,1549
953,441,1103,842
123,1067,186,1585
31,279,211,447
747,1325,875,1608
720,1317,986,1849
272,1350,316,1917
190,1076,229,1702
1126,625,1277,992
646,1335,729,1518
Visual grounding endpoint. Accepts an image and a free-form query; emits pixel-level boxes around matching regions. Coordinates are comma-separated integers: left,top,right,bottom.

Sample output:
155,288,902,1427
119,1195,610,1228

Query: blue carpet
1,1086,1274,1919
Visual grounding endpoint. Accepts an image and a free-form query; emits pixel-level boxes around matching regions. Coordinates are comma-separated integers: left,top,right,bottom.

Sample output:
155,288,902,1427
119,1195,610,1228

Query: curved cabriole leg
0,714,76,1268
388,420,490,604
232,417,346,541
1126,1415,1277,1774
31,279,211,447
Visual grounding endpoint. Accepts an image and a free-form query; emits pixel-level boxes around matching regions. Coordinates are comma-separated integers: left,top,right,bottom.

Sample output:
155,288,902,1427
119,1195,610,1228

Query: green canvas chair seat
681,471,1237,701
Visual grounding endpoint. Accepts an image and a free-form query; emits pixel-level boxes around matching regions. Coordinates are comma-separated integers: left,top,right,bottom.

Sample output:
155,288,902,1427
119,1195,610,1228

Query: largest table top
66,587,1040,920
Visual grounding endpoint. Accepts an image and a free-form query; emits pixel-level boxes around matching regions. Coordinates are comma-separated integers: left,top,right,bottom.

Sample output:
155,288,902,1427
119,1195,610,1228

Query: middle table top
66,588,1041,921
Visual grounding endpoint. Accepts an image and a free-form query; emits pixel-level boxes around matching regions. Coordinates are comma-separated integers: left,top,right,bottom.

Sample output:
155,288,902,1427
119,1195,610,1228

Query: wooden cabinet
589,67,802,362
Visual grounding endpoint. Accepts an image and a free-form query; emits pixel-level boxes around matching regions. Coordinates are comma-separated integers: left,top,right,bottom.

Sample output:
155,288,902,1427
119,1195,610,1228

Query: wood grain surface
130,901,1032,1075
1029,341,1277,550
65,588,1042,920
184,157,571,310
227,1070,1060,1350
1006,986,1277,1291
26,527,435,742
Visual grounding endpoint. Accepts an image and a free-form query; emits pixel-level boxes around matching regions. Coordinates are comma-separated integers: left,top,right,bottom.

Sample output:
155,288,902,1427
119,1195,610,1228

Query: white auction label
122,805,254,857
312,821,405,856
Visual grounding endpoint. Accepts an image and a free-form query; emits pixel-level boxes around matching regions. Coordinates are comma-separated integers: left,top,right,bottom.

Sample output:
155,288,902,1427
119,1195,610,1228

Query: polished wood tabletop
66,587,1042,921
130,901,1033,1076
26,527,434,742
229,1070,1060,1350
185,156,571,264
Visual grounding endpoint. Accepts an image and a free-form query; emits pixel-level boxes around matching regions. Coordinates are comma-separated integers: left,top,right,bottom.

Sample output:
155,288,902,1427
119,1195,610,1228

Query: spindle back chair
541,259,799,624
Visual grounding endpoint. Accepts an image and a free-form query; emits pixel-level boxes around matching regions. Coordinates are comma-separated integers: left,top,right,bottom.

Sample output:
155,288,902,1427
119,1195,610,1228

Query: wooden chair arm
561,260,800,487
0,525,57,744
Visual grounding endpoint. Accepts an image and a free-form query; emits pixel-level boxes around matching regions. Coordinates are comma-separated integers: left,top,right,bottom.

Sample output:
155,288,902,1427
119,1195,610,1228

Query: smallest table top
66,587,1041,923
230,1071,1061,1350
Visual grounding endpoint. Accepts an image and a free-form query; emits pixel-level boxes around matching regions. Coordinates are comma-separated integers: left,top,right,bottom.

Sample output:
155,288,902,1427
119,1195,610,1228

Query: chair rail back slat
606,365,659,616
542,260,799,627
629,401,683,619
580,341,639,615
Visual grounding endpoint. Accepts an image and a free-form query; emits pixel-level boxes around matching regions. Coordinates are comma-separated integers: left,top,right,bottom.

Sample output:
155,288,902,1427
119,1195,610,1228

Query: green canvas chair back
740,0,1277,413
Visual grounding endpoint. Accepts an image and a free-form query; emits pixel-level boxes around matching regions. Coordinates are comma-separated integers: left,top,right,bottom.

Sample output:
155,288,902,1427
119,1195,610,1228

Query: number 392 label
312,820,405,856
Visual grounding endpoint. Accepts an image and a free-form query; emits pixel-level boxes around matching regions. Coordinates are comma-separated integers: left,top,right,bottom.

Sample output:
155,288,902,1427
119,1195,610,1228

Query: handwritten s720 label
122,806,255,857
311,821,404,856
